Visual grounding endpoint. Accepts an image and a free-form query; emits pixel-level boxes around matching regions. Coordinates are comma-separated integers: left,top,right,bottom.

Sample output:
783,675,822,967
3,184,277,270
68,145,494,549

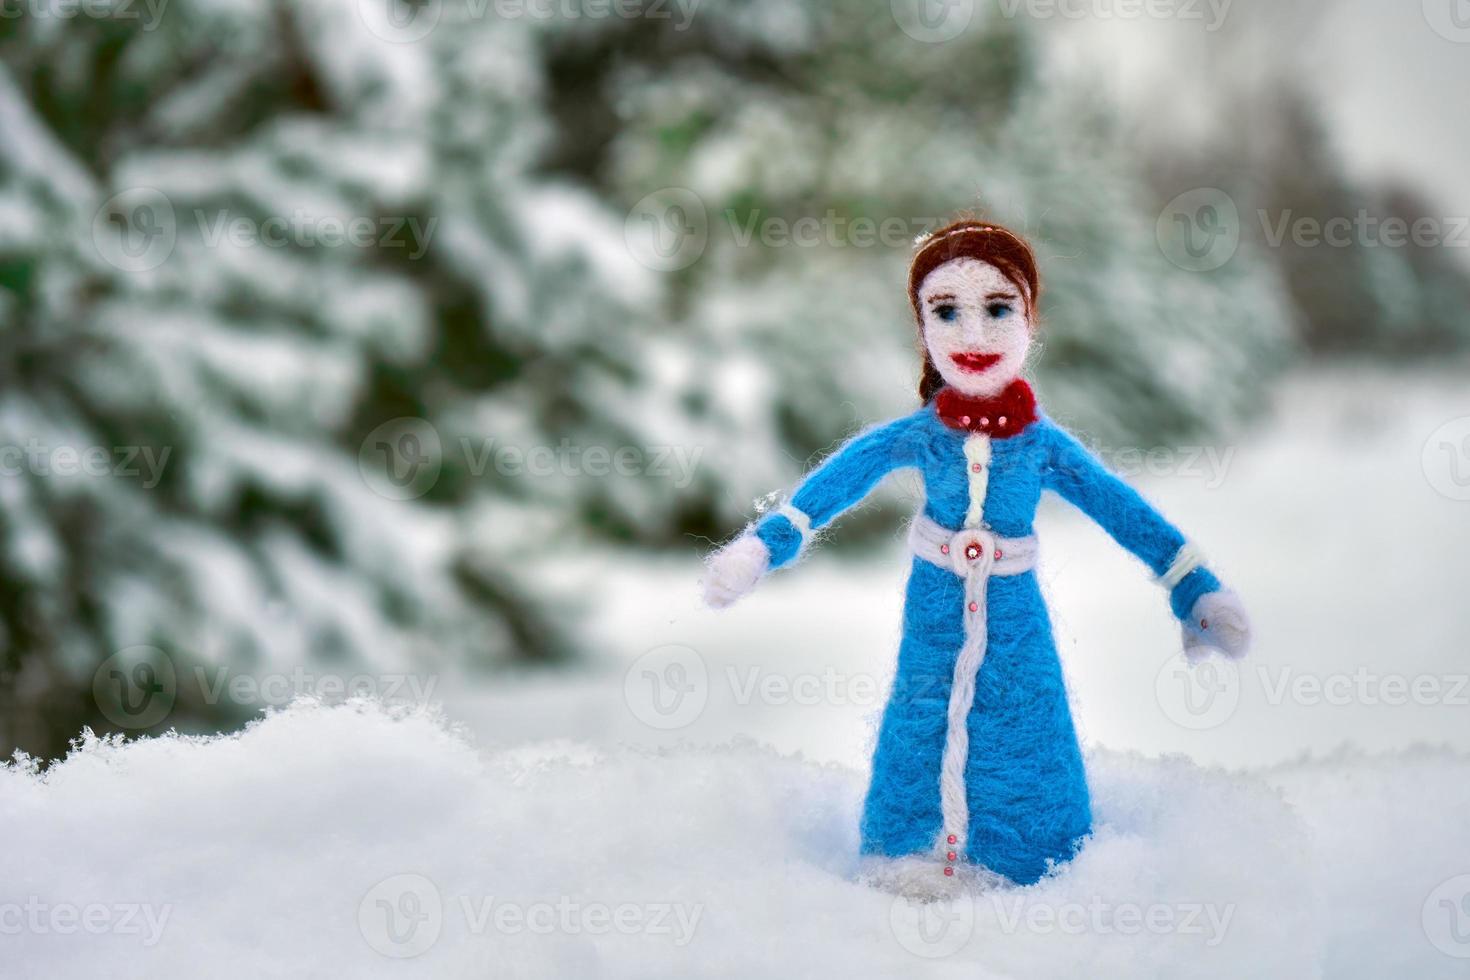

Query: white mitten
1181,590,1252,662
702,535,770,609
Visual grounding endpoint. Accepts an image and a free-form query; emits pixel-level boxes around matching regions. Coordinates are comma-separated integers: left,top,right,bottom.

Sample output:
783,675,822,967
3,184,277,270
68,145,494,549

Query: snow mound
2,701,1467,979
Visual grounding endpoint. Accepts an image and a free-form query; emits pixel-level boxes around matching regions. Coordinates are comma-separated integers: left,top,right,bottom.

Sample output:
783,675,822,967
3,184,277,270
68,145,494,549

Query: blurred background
0,0,1467,765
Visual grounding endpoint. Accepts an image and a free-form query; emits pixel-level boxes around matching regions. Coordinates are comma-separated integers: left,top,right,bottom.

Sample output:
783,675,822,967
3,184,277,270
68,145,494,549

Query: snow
5,367,1466,978
2,700,1466,979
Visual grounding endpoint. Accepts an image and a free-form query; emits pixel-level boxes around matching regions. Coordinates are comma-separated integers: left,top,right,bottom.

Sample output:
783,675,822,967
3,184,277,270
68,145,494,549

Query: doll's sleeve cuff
755,504,813,570
1159,542,1221,620
1167,565,1222,622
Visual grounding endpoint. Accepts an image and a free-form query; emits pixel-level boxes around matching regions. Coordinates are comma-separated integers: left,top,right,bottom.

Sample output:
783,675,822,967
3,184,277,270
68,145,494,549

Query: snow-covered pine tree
0,0,721,758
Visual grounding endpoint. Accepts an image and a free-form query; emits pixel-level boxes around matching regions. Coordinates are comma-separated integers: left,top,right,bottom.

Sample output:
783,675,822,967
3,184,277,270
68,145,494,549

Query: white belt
907,514,1039,875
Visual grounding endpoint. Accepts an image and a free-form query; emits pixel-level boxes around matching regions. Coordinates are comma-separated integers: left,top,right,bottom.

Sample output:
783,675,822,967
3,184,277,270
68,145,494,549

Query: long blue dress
753,395,1220,884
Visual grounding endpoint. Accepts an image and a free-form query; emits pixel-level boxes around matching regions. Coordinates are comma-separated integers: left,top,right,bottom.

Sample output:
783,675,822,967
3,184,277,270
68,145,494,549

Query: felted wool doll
702,218,1251,891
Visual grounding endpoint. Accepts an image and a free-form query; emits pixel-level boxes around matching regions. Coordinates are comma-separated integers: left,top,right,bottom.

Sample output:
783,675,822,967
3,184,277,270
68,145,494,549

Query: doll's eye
934,304,959,322
987,302,1013,319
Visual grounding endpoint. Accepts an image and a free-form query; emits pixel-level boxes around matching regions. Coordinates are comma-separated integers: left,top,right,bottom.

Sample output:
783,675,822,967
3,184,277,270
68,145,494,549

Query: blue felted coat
753,391,1220,884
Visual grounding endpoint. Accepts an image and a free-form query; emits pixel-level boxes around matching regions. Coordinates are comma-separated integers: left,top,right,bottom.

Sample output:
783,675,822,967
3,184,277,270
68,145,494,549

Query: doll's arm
702,415,917,608
1040,420,1250,659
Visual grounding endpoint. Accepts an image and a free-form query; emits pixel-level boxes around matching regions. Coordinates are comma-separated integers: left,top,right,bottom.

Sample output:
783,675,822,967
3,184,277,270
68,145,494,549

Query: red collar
934,380,1038,438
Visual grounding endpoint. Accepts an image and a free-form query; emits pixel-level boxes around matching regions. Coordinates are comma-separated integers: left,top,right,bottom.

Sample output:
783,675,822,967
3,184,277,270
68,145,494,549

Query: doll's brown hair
909,219,1040,403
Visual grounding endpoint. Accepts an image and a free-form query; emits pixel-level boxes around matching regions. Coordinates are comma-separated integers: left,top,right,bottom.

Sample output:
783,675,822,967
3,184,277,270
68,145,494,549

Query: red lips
950,352,1002,373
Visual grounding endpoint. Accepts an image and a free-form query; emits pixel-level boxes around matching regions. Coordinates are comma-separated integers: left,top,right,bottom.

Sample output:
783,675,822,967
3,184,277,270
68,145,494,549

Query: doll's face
918,258,1032,398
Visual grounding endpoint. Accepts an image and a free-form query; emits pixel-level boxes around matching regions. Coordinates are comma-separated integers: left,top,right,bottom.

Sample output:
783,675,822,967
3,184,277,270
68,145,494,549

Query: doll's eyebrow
927,294,957,304
985,291,1019,301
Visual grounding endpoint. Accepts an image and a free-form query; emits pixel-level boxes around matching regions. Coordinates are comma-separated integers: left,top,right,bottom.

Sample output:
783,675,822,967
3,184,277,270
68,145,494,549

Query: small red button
940,544,949,555
943,866,954,877
947,851,957,861
965,544,981,560
968,602,978,612
947,835,957,844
